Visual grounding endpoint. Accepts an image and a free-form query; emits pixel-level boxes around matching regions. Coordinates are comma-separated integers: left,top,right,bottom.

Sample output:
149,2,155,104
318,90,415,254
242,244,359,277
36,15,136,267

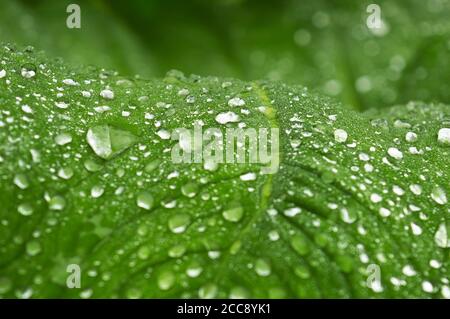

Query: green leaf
0,45,449,298
3,0,449,110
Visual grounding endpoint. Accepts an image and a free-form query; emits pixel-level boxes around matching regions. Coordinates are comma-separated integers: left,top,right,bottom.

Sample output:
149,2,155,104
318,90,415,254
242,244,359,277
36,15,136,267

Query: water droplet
431,186,447,205
199,283,218,299
91,185,105,198
168,214,191,234
18,203,33,216
437,128,450,146
145,159,160,172
157,271,175,290
387,147,403,160
84,159,103,172
422,281,434,293
168,244,186,258
405,132,417,142
55,133,72,146
434,223,448,248
222,206,244,222
58,167,74,180
21,64,36,78
228,97,245,107
181,183,199,198
99,89,114,99
14,174,29,189
255,259,271,277
229,287,249,299
86,125,138,160
239,172,256,181
186,263,203,278
48,195,66,211
136,192,154,210
340,208,357,223
215,112,240,124
290,235,310,256
26,240,41,256
137,246,150,260
334,129,348,143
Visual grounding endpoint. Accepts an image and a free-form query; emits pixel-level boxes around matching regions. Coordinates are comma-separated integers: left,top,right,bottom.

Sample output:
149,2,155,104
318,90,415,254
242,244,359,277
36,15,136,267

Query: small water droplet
136,192,154,210
181,183,199,198
18,203,33,216
157,271,175,290
48,195,66,211
255,259,271,277
168,244,186,258
55,133,72,146
222,205,244,222
437,128,450,146
21,64,36,78
434,223,448,248
26,240,41,256
14,174,29,189
199,283,218,299
334,129,348,143
168,214,191,234
431,186,447,205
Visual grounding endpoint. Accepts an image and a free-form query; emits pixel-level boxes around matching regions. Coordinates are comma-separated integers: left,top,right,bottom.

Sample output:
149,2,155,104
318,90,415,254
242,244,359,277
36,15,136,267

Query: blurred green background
1,0,449,110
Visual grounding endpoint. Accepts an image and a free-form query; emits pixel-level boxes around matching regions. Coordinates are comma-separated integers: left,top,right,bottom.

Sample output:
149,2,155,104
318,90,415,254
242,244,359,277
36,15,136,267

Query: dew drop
222,206,244,222
26,240,41,256
99,89,114,99
181,183,199,198
215,112,240,124
168,214,191,234
437,128,450,146
168,244,186,258
86,125,138,160
255,259,271,277
136,192,154,210
199,283,218,299
334,129,348,143
91,185,105,198
21,64,36,78
55,133,72,146
48,195,66,211
434,223,448,248
157,271,175,290
431,186,447,205
14,174,29,189
18,203,33,216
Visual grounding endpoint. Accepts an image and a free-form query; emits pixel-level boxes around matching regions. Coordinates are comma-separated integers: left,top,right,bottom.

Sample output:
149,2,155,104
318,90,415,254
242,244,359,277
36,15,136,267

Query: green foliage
0,45,448,298
1,0,450,110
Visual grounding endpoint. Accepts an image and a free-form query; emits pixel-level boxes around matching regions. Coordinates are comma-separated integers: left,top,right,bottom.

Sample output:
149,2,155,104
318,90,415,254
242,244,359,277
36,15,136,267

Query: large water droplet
86,125,138,160
168,214,191,234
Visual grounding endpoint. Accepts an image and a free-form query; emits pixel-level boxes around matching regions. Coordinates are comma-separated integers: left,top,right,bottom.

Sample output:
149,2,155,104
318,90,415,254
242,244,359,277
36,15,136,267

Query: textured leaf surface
0,46,449,298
